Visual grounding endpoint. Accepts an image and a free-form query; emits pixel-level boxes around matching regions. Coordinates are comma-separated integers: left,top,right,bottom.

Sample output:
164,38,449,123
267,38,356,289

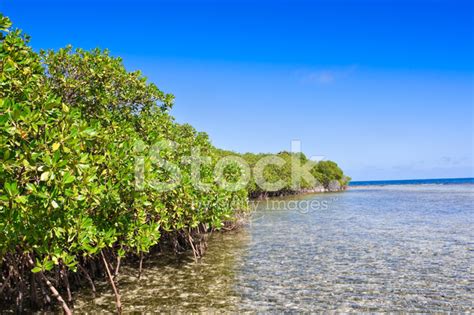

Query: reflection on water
75,184,474,312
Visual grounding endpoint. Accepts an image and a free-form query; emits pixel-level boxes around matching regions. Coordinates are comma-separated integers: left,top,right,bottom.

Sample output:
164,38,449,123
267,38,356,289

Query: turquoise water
75,182,474,312
350,177,474,186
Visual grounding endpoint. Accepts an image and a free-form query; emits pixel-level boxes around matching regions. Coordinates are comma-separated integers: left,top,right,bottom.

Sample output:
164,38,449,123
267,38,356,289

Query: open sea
350,177,474,186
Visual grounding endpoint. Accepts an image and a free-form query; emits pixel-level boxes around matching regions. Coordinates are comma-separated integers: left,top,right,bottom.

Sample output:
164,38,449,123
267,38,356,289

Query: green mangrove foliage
216,149,350,198
0,15,247,313
0,14,349,312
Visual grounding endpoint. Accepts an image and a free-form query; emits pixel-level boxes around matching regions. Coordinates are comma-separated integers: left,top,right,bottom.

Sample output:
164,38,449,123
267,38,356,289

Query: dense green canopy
216,149,350,198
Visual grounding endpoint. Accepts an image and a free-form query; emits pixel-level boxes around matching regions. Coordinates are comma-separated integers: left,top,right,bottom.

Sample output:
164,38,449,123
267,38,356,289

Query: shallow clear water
75,184,474,312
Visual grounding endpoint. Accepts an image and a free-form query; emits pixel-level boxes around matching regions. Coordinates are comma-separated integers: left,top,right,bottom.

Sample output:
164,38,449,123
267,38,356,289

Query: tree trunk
138,253,144,280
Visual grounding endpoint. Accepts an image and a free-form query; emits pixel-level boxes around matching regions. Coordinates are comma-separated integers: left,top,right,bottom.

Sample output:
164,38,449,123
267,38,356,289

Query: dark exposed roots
0,223,217,313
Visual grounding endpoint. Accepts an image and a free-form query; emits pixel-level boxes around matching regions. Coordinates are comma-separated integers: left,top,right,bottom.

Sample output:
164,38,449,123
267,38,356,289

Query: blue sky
2,0,473,180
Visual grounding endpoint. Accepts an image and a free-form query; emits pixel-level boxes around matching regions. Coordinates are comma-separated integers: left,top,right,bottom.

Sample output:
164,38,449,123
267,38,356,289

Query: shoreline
249,186,348,200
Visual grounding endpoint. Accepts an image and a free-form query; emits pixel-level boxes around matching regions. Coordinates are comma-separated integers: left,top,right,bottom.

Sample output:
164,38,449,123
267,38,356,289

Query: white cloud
298,65,357,85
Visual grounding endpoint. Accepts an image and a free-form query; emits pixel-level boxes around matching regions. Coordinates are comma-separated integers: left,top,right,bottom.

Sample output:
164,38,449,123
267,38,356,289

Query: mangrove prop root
26,256,72,315
38,275,52,305
101,251,122,314
114,256,121,281
61,265,73,304
78,265,96,298
30,272,39,309
13,261,26,312
1,228,214,312
188,229,199,262
0,266,12,296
